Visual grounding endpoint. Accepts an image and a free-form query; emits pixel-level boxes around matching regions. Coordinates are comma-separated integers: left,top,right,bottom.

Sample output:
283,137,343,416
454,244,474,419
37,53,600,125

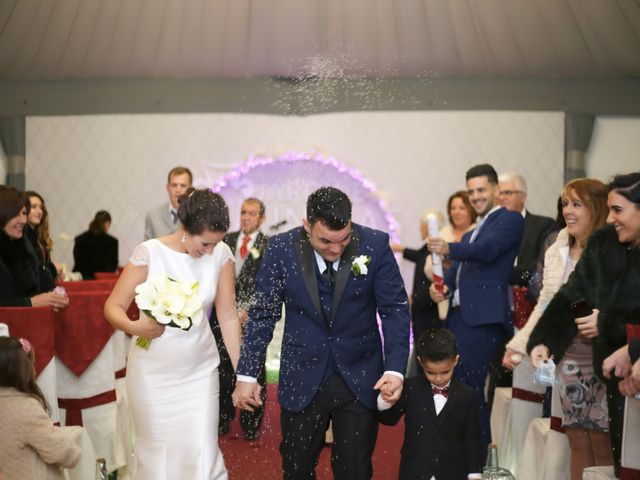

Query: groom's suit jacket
237,223,410,412
444,207,524,329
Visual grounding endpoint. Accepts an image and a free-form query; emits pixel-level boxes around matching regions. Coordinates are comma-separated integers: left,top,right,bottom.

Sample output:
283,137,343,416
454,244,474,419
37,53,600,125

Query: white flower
133,274,203,349
351,255,372,275
249,247,261,260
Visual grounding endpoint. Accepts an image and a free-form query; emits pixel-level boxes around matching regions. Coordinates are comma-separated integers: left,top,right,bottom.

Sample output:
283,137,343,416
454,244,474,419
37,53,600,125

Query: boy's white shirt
376,380,481,480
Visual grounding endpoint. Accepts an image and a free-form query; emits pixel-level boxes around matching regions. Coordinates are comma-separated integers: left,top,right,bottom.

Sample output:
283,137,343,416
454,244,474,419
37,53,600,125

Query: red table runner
59,280,116,292
0,306,56,376
94,272,120,280
55,291,114,376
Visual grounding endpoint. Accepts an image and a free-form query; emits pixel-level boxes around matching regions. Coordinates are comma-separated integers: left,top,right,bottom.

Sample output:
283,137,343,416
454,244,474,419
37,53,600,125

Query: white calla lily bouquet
133,273,203,350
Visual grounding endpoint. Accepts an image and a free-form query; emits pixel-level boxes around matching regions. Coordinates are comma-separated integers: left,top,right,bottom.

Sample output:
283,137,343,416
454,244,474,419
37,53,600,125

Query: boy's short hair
416,329,458,362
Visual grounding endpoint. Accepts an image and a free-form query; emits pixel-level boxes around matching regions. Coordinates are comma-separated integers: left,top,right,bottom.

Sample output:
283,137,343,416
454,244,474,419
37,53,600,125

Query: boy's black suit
378,376,483,480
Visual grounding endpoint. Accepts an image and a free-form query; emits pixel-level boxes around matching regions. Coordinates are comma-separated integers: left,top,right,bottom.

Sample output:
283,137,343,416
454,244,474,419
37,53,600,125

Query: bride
105,188,241,479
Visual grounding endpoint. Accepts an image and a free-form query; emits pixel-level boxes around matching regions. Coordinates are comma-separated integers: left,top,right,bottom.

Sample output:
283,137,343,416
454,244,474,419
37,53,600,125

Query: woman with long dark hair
0,186,67,308
528,172,640,477
24,191,58,291
0,336,80,478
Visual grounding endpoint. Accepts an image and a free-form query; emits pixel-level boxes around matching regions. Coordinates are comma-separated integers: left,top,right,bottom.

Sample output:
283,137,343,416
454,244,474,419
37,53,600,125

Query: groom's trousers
280,373,378,480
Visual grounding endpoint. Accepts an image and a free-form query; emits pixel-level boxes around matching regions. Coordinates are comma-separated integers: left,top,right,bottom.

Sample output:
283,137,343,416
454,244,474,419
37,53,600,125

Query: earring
181,233,187,244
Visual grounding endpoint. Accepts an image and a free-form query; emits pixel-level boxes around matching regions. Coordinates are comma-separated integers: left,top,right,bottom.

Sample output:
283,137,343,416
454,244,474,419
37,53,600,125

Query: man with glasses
488,172,558,410
498,172,557,289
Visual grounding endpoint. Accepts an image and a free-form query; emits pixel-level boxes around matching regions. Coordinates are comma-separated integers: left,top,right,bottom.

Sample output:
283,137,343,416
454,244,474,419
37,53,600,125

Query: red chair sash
550,415,566,433
58,389,117,426
0,306,56,376
512,387,545,404
55,291,114,376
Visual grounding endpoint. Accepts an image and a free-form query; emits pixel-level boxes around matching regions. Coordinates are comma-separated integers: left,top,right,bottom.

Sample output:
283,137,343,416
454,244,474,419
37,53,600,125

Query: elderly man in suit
212,197,269,440
486,172,558,408
498,172,557,288
233,186,410,480
143,166,192,240
428,164,524,453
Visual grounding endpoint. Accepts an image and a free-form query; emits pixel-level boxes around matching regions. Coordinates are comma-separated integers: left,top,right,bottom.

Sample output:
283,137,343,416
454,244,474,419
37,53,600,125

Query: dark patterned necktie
322,258,335,288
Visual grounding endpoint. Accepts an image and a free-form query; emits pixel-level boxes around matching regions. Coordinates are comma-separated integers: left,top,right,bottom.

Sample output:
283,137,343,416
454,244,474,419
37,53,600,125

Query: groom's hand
374,373,403,403
232,381,262,412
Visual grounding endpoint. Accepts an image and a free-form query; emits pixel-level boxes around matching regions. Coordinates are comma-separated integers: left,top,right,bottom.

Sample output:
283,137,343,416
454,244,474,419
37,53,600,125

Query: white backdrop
25,111,564,284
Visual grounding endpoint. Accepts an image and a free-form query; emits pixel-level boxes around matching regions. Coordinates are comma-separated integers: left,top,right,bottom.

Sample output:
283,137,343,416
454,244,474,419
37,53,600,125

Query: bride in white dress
105,189,241,480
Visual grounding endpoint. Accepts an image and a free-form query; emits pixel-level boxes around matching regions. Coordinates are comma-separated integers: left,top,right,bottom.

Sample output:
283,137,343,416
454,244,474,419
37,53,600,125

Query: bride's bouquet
133,273,203,350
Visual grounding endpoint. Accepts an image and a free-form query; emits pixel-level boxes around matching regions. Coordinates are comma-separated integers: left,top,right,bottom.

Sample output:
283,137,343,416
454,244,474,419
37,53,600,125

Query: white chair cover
518,381,570,480
490,387,514,470
508,358,546,476
582,466,617,479
37,357,60,424
622,397,640,470
63,426,97,480
57,336,118,472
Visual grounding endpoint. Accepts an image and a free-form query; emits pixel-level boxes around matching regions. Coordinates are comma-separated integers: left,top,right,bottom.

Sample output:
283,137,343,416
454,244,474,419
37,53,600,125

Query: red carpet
220,385,404,479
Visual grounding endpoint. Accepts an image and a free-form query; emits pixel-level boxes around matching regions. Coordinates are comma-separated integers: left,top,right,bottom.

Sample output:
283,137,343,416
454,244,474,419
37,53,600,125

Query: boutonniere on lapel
249,247,261,260
351,255,372,276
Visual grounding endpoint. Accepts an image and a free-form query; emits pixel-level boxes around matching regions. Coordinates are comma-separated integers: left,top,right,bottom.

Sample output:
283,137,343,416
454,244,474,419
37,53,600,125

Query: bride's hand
134,317,166,339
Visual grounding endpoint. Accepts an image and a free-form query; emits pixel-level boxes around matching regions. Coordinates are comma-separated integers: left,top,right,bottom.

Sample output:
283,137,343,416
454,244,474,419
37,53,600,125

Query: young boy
378,329,483,480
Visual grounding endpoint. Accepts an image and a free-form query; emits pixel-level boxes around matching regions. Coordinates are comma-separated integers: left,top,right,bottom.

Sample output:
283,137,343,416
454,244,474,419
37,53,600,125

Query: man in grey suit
144,166,192,240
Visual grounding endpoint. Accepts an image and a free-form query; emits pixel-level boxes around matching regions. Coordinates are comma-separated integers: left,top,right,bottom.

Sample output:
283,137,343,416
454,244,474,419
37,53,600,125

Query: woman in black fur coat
0,186,67,309
528,172,640,477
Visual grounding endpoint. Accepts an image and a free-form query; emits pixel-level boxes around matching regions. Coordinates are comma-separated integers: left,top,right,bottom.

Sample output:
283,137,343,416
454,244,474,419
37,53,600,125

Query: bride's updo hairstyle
177,188,230,235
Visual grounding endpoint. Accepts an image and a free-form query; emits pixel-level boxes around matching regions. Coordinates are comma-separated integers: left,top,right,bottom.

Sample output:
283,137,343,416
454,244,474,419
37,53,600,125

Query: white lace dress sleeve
218,242,235,266
129,243,150,267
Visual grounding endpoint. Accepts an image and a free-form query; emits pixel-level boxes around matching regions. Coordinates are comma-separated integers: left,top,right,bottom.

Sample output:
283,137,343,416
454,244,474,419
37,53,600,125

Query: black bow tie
432,385,449,397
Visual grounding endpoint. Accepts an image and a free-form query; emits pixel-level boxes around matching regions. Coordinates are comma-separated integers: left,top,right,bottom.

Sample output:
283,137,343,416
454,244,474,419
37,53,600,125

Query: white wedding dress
126,239,233,480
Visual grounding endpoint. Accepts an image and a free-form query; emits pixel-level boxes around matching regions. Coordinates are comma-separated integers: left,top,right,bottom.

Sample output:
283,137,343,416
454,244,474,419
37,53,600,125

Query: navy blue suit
443,207,524,450
237,223,409,478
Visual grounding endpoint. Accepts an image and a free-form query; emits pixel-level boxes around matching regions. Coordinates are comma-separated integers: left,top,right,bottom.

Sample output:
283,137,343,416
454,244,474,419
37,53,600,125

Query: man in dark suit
233,187,410,480
210,197,269,440
428,164,524,452
487,172,558,409
498,172,557,288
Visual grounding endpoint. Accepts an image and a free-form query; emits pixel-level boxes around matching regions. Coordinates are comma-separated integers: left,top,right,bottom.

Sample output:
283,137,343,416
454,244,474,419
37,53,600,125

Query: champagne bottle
481,444,515,480
95,458,107,480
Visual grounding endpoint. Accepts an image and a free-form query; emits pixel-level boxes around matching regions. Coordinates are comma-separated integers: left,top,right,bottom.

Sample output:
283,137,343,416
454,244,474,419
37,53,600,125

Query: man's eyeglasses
499,190,523,197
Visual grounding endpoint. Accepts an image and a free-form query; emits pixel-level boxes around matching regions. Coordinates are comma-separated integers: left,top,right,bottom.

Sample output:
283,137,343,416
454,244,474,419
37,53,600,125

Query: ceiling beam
1,76,639,116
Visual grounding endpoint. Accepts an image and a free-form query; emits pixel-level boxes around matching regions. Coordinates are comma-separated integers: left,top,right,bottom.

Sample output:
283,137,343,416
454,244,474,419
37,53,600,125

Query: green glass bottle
481,444,515,480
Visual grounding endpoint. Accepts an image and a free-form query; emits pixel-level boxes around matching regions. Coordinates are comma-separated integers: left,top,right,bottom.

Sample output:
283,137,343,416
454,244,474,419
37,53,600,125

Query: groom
233,187,410,479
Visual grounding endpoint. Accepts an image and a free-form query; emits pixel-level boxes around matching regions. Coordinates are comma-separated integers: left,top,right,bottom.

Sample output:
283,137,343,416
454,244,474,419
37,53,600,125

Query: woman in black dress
73,210,118,279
